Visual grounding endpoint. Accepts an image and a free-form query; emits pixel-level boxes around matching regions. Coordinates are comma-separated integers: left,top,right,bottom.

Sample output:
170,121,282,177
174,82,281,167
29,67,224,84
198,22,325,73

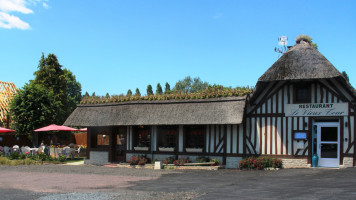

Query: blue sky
1,0,355,96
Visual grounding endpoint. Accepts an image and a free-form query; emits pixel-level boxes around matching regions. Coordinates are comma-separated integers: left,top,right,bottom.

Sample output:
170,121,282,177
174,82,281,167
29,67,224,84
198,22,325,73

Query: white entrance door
316,122,339,167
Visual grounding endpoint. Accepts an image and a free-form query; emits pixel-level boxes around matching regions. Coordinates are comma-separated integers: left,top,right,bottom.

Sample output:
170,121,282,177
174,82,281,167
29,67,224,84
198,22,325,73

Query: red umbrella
0,127,15,133
34,124,78,132
78,128,87,132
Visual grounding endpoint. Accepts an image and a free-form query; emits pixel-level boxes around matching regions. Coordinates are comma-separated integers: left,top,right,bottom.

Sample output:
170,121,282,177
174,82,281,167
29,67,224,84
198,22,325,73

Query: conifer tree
135,88,141,96
147,84,153,95
156,83,163,95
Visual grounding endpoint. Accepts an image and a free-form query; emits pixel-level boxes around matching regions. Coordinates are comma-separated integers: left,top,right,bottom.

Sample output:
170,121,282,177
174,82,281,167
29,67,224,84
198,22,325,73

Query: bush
37,153,49,161
173,158,190,166
58,155,66,162
162,157,175,165
128,155,148,165
7,152,20,160
137,157,147,166
19,154,26,159
239,156,282,170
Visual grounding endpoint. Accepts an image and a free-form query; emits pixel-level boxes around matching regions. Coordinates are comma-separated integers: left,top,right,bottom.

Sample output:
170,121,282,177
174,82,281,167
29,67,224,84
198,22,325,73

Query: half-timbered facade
64,41,356,168
245,41,356,168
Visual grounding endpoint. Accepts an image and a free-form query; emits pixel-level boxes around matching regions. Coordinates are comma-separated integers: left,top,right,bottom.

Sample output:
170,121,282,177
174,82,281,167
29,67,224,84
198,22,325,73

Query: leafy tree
173,76,209,93
105,93,110,98
84,91,89,97
10,83,60,139
164,82,171,94
342,71,349,82
63,68,82,116
10,53,81,138
92,92,96,97
127,89,132,96
147,84,153,95
135,88,141,96
156,83,163,95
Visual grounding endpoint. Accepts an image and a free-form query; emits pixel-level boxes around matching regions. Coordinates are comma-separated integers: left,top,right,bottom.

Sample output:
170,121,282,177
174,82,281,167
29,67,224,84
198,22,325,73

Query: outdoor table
29,148,38,156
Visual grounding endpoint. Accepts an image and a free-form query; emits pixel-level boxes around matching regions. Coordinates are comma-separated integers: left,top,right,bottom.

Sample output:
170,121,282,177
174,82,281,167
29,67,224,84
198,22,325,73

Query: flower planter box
134,147,149,151
185,148,203,153
158,147,175,152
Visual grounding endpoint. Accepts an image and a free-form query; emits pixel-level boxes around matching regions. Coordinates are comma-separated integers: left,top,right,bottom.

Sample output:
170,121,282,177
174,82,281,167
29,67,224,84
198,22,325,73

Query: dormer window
294,84,311,103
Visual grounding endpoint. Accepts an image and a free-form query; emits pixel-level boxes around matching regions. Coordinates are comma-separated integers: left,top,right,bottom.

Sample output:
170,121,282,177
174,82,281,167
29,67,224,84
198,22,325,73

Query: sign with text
285,103,348,117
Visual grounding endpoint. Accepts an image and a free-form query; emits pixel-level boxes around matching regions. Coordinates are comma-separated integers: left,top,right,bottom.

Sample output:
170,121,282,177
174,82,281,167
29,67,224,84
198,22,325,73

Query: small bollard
154,161,162,170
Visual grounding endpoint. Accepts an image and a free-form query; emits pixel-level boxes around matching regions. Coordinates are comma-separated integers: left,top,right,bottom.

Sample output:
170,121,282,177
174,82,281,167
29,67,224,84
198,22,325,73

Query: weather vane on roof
274,36,288,57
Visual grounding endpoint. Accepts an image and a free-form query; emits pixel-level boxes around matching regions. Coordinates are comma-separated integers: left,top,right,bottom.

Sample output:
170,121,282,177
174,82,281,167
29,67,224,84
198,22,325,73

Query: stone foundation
282,158,310,168
340,157,354,168
84,151,109,165
226,157,242,169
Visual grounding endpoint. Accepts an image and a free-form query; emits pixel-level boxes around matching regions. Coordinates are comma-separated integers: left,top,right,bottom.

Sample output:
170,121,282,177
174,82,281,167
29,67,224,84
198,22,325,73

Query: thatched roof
64,96,246,127
259,41,341,82
251,41,355,100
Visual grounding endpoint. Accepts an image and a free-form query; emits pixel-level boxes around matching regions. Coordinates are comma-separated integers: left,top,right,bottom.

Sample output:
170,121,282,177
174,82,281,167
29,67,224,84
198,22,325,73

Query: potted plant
211,158,220,166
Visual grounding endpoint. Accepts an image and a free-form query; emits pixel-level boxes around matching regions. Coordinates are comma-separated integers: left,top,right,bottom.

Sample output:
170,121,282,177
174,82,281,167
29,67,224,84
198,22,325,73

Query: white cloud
0,0,49,30
42,2,48,9
0,0,33,14
0,12,30,29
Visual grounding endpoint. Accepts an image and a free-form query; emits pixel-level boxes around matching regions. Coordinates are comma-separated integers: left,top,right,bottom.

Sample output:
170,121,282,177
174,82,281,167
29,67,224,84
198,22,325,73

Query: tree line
83,76,249,98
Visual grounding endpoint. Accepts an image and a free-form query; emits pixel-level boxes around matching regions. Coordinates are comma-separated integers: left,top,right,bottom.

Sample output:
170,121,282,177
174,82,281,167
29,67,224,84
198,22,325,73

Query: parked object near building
64,41,356,168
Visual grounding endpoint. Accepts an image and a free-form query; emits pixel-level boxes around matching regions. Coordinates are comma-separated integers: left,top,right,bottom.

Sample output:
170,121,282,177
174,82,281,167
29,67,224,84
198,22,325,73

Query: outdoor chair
37,146,44,154
44,146,50,155
12,145,20,153
64,147,74,159
4,146,11,156
74,146,81,158
20,146,26,154
23,147,31,154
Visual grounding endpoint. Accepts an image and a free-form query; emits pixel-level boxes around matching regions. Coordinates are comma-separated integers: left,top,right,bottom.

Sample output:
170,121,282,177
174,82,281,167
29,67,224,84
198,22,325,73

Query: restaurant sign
285,103,348,117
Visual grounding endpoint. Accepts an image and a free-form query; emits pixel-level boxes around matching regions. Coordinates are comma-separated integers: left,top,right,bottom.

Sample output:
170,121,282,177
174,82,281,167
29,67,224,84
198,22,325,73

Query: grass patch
0,157,43,165
0,155,85,166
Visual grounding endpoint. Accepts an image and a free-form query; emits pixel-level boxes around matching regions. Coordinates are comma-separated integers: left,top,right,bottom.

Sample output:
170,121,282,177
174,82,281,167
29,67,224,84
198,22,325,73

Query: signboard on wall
285,103,348,117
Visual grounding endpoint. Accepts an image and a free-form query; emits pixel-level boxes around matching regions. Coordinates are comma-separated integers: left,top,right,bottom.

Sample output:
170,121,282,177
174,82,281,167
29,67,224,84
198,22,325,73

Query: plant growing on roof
296,34,318,49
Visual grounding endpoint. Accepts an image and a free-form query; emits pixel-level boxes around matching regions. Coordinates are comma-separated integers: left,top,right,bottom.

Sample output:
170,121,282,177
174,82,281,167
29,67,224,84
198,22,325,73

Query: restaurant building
64,41,356,168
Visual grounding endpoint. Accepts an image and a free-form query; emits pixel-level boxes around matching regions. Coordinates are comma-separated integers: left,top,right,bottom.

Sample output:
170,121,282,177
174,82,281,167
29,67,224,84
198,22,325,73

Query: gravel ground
1,165,356,199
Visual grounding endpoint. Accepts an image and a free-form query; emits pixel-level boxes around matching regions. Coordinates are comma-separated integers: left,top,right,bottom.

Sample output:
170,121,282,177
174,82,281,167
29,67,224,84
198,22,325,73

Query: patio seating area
0,144,86,159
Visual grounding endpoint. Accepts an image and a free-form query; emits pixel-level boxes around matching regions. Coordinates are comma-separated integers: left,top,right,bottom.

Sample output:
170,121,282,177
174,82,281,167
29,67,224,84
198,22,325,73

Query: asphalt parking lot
1,165,356,199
